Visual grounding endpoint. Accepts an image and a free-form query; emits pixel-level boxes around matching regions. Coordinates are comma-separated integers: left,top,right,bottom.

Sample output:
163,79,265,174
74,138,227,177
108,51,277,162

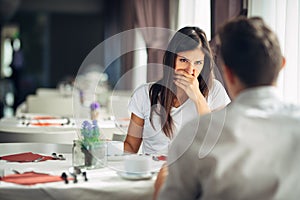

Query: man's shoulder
276,103,300,124
281,102,300,113
171,108,231,154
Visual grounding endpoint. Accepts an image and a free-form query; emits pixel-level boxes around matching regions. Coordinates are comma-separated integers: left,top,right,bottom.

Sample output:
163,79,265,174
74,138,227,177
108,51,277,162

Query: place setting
0,151,72,186
0,152,66,163
0,113,76,134
0,171,74,186
110,154,165,181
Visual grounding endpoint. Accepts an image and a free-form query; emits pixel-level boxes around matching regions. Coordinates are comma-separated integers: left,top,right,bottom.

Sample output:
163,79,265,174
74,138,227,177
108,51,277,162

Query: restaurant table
0,143,163,200
0,116,78,144
0,115,127,144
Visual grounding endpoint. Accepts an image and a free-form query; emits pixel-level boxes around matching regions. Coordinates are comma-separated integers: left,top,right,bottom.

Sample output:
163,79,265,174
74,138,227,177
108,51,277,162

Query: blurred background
0,0,299,118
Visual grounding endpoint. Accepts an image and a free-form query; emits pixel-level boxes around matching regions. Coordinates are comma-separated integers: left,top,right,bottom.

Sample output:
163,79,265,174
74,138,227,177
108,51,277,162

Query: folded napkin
0,152,54,162
152,155,167,161
0,171,71,185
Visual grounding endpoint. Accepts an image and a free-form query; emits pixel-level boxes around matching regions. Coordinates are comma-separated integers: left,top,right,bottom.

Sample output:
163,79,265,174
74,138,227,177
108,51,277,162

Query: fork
12,169,21,174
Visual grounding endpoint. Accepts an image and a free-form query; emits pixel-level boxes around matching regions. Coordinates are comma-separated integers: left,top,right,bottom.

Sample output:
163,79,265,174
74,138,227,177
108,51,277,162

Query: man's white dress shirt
159,86,300,200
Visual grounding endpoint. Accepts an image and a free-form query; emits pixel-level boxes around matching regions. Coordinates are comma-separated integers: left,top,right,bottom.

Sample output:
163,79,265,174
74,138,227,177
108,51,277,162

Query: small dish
116,171,154,180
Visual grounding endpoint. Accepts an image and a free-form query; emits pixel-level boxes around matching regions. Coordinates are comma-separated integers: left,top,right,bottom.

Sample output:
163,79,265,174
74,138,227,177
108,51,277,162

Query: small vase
90,110,100,121
90,102,100,120
81,142,107,169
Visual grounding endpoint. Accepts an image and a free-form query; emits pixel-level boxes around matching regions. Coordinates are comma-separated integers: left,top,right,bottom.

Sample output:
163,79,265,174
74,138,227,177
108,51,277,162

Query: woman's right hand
174,69,201,103
174,69,210,114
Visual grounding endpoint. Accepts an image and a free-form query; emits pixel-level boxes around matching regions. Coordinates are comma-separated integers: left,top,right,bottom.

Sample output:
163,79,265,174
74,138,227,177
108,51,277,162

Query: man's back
163,86,300,200
157,17,300,200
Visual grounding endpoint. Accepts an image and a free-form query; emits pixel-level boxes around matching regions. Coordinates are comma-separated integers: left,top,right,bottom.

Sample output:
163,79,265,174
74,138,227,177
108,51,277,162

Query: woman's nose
185,63,194,74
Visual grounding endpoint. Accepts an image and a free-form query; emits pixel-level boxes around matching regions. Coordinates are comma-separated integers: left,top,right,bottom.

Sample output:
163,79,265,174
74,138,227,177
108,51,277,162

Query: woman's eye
195,60,203,65
179,58,189,63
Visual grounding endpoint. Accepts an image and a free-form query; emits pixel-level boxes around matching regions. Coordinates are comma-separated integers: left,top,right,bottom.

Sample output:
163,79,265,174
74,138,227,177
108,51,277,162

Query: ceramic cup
124,155,151,174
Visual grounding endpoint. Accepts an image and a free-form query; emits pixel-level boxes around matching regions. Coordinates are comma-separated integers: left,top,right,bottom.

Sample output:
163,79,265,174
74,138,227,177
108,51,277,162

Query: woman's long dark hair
149,27,214,138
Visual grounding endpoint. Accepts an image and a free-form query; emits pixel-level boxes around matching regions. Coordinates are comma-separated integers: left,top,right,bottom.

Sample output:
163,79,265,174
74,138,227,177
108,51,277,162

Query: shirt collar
234,86,281,105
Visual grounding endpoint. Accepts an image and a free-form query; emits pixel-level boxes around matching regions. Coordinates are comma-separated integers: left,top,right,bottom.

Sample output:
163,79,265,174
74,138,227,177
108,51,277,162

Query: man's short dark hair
218,16,283,87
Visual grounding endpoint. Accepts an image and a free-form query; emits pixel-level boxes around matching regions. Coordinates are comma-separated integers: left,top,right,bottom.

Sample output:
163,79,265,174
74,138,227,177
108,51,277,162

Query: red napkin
0,171,71,185
0,152,54,162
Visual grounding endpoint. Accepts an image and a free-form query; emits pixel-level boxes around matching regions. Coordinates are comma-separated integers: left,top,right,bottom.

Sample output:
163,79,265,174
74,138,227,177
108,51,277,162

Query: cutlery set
61,167,88,184
17,115,74,127
51,153,66,160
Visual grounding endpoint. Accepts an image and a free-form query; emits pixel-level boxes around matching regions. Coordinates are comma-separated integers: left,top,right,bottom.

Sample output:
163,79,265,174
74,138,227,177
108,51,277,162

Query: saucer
116,171,154,180
107,155,125,161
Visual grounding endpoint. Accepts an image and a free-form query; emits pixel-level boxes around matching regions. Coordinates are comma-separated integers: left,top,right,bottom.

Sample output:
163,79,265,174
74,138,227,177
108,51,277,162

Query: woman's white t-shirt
128,79,230,155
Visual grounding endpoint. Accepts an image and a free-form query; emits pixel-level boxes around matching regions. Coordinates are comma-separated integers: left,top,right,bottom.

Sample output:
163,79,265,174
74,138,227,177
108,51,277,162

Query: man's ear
281,56,286,71
222,65,235,85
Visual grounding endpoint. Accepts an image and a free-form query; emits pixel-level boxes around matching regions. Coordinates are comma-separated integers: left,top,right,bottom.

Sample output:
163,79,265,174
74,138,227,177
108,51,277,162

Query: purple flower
90,102,100,111
82,120,92,129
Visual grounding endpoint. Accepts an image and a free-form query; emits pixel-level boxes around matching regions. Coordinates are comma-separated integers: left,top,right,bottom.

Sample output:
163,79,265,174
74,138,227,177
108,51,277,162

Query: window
249,0,300,104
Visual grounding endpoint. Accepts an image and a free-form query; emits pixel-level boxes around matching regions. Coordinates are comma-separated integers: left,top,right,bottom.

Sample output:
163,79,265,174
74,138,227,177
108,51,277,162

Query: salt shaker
72,140,85,168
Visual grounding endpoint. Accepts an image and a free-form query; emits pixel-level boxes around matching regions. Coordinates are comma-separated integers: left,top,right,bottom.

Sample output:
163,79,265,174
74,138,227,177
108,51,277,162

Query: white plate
116,171,154,180
107,155,125,161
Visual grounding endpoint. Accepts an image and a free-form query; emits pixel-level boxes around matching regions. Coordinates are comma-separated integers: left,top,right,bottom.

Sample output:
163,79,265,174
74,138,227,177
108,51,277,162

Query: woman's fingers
175,69,195,77
174,71,200,102
174,78,199,102
173,79,186,89
174,78,196,93
174,75,191,83
174,74,197,87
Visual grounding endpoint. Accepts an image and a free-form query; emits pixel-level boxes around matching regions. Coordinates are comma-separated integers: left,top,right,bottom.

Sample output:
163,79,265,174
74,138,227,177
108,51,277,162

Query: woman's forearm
124,113,144,153
124,140,139,153
194,91,211,115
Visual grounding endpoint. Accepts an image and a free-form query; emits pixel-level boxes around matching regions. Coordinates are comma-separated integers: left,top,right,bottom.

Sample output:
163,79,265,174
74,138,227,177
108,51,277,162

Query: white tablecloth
0,143,163,200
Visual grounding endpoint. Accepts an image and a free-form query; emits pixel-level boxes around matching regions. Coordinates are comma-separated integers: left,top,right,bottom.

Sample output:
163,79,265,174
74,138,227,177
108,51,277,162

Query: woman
124,27,230,155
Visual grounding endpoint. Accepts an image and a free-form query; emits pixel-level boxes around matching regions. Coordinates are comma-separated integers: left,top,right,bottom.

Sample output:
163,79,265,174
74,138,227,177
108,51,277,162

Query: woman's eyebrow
177,55,190,61
178,55,204,62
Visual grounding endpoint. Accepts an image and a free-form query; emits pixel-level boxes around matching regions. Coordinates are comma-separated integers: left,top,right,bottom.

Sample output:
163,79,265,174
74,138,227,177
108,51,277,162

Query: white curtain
248,0,300,104
132,30,147,90
177,0,211,40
